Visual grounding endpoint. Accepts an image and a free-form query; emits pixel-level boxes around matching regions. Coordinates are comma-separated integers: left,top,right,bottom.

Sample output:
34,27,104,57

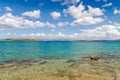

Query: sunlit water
0,41,120,61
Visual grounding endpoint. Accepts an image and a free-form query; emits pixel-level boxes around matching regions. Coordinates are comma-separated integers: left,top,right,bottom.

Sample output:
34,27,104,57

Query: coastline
0,54,120,80
0,38,120,42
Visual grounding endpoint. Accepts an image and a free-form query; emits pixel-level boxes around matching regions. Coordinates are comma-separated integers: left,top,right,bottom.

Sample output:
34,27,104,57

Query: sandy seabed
0,54,120,80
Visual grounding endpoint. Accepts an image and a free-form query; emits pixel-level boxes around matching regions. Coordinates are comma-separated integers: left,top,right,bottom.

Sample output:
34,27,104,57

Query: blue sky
0,0,120,40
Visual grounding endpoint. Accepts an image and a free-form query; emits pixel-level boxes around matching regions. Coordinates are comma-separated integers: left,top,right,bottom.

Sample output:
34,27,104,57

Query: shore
0,54,120,80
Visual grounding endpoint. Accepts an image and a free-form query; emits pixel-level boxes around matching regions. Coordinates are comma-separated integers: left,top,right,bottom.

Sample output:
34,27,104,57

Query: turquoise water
0,41,120,61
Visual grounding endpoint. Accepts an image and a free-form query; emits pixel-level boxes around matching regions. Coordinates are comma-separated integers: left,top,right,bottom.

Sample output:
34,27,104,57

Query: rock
39,61,47,65
66,59,76,63
90,56,101,61
99,54,120,61
39,56,63,60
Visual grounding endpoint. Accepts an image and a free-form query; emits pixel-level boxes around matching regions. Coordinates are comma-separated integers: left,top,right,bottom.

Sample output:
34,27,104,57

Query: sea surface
0,41,120,61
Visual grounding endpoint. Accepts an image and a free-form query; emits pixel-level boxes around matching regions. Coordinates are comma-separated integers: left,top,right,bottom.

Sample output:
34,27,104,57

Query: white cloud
39,3,44,6
5,6,12,11
22,10,40,18
61,0,80,5
50,11,61,19
95,0,100,2
71,17,103,26
6,33,11,36
7,24,120,40
51,0,80,5
114,8,120,14
95,0,107,2
45,22,56,28
0,13,55,29
51,0,61,2
19,32,68,40
64,3,104,26
102,3,112,7
67,4,104,19
80,25,120,40
51,29,55,31
57,22,69,27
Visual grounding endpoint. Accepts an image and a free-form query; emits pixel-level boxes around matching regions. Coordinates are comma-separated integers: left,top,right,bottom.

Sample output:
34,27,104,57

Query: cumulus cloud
95,0,107,2
51,0,80,5
46,22,56,28
6,24,120,40
51,0,61,2
22,10,40,18
57,22,69,27
0,13,55,29
114,8,120,14
64,3,104,26
71,17,103,26
61,0,80,5
80,25,120,40
19,32,70,40
50,11,61,19
102,3,112,7
5,6,12,11
6,33,11,36
48,25,120,40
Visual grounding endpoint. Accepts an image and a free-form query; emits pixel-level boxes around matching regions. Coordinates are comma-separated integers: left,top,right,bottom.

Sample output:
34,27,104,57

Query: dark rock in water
39,56,63,60
0,58,37,67
99,54,120,61
39,61,47,65
81,56,90,61
2,58,33,63
66,59,76,63
90,56,101,61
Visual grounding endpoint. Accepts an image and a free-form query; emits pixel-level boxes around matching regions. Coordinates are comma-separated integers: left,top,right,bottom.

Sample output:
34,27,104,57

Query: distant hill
0,38,120,42
0,38,43,42
74,40,119,42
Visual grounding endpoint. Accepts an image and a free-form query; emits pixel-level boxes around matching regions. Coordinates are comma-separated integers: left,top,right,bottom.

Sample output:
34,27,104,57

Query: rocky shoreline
0,54,120,80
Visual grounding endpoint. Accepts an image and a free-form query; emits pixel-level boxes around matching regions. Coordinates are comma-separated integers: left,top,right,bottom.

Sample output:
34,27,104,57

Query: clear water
0,41,120,61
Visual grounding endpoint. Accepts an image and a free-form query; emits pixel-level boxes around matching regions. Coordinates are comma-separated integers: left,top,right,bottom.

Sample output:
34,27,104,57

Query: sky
0,0,120,40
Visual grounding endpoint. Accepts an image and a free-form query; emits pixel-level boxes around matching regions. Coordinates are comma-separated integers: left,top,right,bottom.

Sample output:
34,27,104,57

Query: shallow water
0,41,120,80
0,41,120,61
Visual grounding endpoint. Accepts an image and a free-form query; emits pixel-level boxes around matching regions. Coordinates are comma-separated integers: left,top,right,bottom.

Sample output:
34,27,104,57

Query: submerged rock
0,58,38,67
99,54,120,61
39,61,47,65
66,59,76,63
39,56,63,60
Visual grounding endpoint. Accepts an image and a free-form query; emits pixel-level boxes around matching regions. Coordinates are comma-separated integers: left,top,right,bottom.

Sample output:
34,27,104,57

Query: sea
0,41,120,61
